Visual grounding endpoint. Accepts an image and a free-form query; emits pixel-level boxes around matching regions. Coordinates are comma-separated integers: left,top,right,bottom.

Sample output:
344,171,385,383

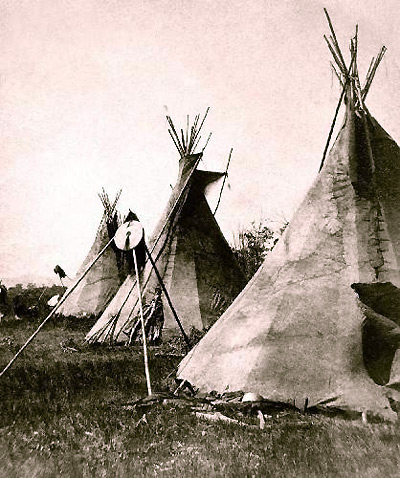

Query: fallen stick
194,411,259,429
257,410,265,430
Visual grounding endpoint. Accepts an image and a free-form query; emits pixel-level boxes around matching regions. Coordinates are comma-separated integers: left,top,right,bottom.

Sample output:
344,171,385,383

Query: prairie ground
0,318,399,477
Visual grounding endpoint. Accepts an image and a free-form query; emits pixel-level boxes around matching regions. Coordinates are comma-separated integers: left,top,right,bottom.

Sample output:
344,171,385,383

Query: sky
1,0,400,285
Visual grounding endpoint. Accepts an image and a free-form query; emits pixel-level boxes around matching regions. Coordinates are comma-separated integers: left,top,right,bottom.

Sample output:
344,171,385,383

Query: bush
232,219,288,280
6,283,66,320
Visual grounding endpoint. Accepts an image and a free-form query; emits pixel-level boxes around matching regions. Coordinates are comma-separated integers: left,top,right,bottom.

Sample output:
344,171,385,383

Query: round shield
114,221,144,251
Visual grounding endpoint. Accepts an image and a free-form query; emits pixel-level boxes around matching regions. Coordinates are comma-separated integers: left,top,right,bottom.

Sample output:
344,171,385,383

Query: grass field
1,318,399,477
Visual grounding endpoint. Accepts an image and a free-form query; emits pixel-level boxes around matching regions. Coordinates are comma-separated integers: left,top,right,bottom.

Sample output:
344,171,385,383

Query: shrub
232,219,288,280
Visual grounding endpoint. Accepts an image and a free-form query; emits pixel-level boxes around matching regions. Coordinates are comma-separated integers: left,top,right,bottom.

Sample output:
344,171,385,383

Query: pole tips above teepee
166,108,212,158
323,9,386,107
319,10,387,172
98,188,122,223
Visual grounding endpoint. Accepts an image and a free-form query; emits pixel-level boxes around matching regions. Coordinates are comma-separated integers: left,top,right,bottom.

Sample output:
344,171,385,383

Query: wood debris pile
122,390,301,430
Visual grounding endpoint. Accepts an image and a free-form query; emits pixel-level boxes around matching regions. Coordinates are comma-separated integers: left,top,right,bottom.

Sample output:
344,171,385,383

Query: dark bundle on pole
54,264,67,286
54,265,66,279
166,107,211,157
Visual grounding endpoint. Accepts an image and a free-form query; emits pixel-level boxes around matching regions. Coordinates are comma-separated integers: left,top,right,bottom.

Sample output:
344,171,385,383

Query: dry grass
0,319,399,477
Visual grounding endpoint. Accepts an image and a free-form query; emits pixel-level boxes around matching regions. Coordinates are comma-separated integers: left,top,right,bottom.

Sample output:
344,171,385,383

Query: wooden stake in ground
114,219,152,396
132,246,152,396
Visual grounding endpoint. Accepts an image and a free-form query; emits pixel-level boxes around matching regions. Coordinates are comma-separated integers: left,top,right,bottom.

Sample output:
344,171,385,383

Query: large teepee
86,111,246,344
57,190,128,318
177,17,400,419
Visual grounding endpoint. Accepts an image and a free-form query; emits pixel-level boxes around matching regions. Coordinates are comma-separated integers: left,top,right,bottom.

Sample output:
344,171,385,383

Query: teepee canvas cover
57,191,126,318
178,26,400,419
86,114,246,344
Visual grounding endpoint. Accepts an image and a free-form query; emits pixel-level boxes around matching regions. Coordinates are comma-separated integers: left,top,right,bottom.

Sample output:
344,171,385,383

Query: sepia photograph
1,1,400,476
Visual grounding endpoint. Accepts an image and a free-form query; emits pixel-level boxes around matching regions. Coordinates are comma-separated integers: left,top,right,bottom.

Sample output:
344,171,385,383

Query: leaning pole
0,236,115,378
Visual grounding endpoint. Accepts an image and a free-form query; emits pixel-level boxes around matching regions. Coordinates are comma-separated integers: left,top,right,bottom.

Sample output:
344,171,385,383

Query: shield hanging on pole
114,221,144,251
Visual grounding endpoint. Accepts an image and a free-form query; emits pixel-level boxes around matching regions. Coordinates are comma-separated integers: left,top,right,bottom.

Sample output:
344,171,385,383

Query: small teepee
177,14,400,419
57,190,128,318
86,111,246,344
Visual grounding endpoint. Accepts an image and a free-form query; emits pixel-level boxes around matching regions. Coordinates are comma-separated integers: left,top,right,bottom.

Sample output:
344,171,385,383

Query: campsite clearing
1,318,399,477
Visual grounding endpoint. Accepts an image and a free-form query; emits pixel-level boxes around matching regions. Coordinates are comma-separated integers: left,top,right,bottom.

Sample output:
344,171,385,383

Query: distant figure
0,281,9,320
0,281,8,308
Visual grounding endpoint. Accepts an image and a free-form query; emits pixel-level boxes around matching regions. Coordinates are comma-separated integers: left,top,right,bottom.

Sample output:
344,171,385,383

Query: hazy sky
1,0,400,284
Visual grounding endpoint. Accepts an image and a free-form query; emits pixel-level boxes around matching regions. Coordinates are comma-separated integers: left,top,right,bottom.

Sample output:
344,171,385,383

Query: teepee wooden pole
214,148,233,215
331,63,344,87
324,9,347,73
362,46,387,101
319,49,357,172
131,247,152,396
324,36,346,76
168,129,185,157
193,134,202,153
202,132,212,153
0,236,115,379
192,107,210,146
144,244,191,348
319,87,346,173
186,115,189,154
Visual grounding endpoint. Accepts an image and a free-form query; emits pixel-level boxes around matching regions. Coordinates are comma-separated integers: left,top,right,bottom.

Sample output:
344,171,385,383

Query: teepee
57,189,128,318
177,15,400,419
86,111,246,344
